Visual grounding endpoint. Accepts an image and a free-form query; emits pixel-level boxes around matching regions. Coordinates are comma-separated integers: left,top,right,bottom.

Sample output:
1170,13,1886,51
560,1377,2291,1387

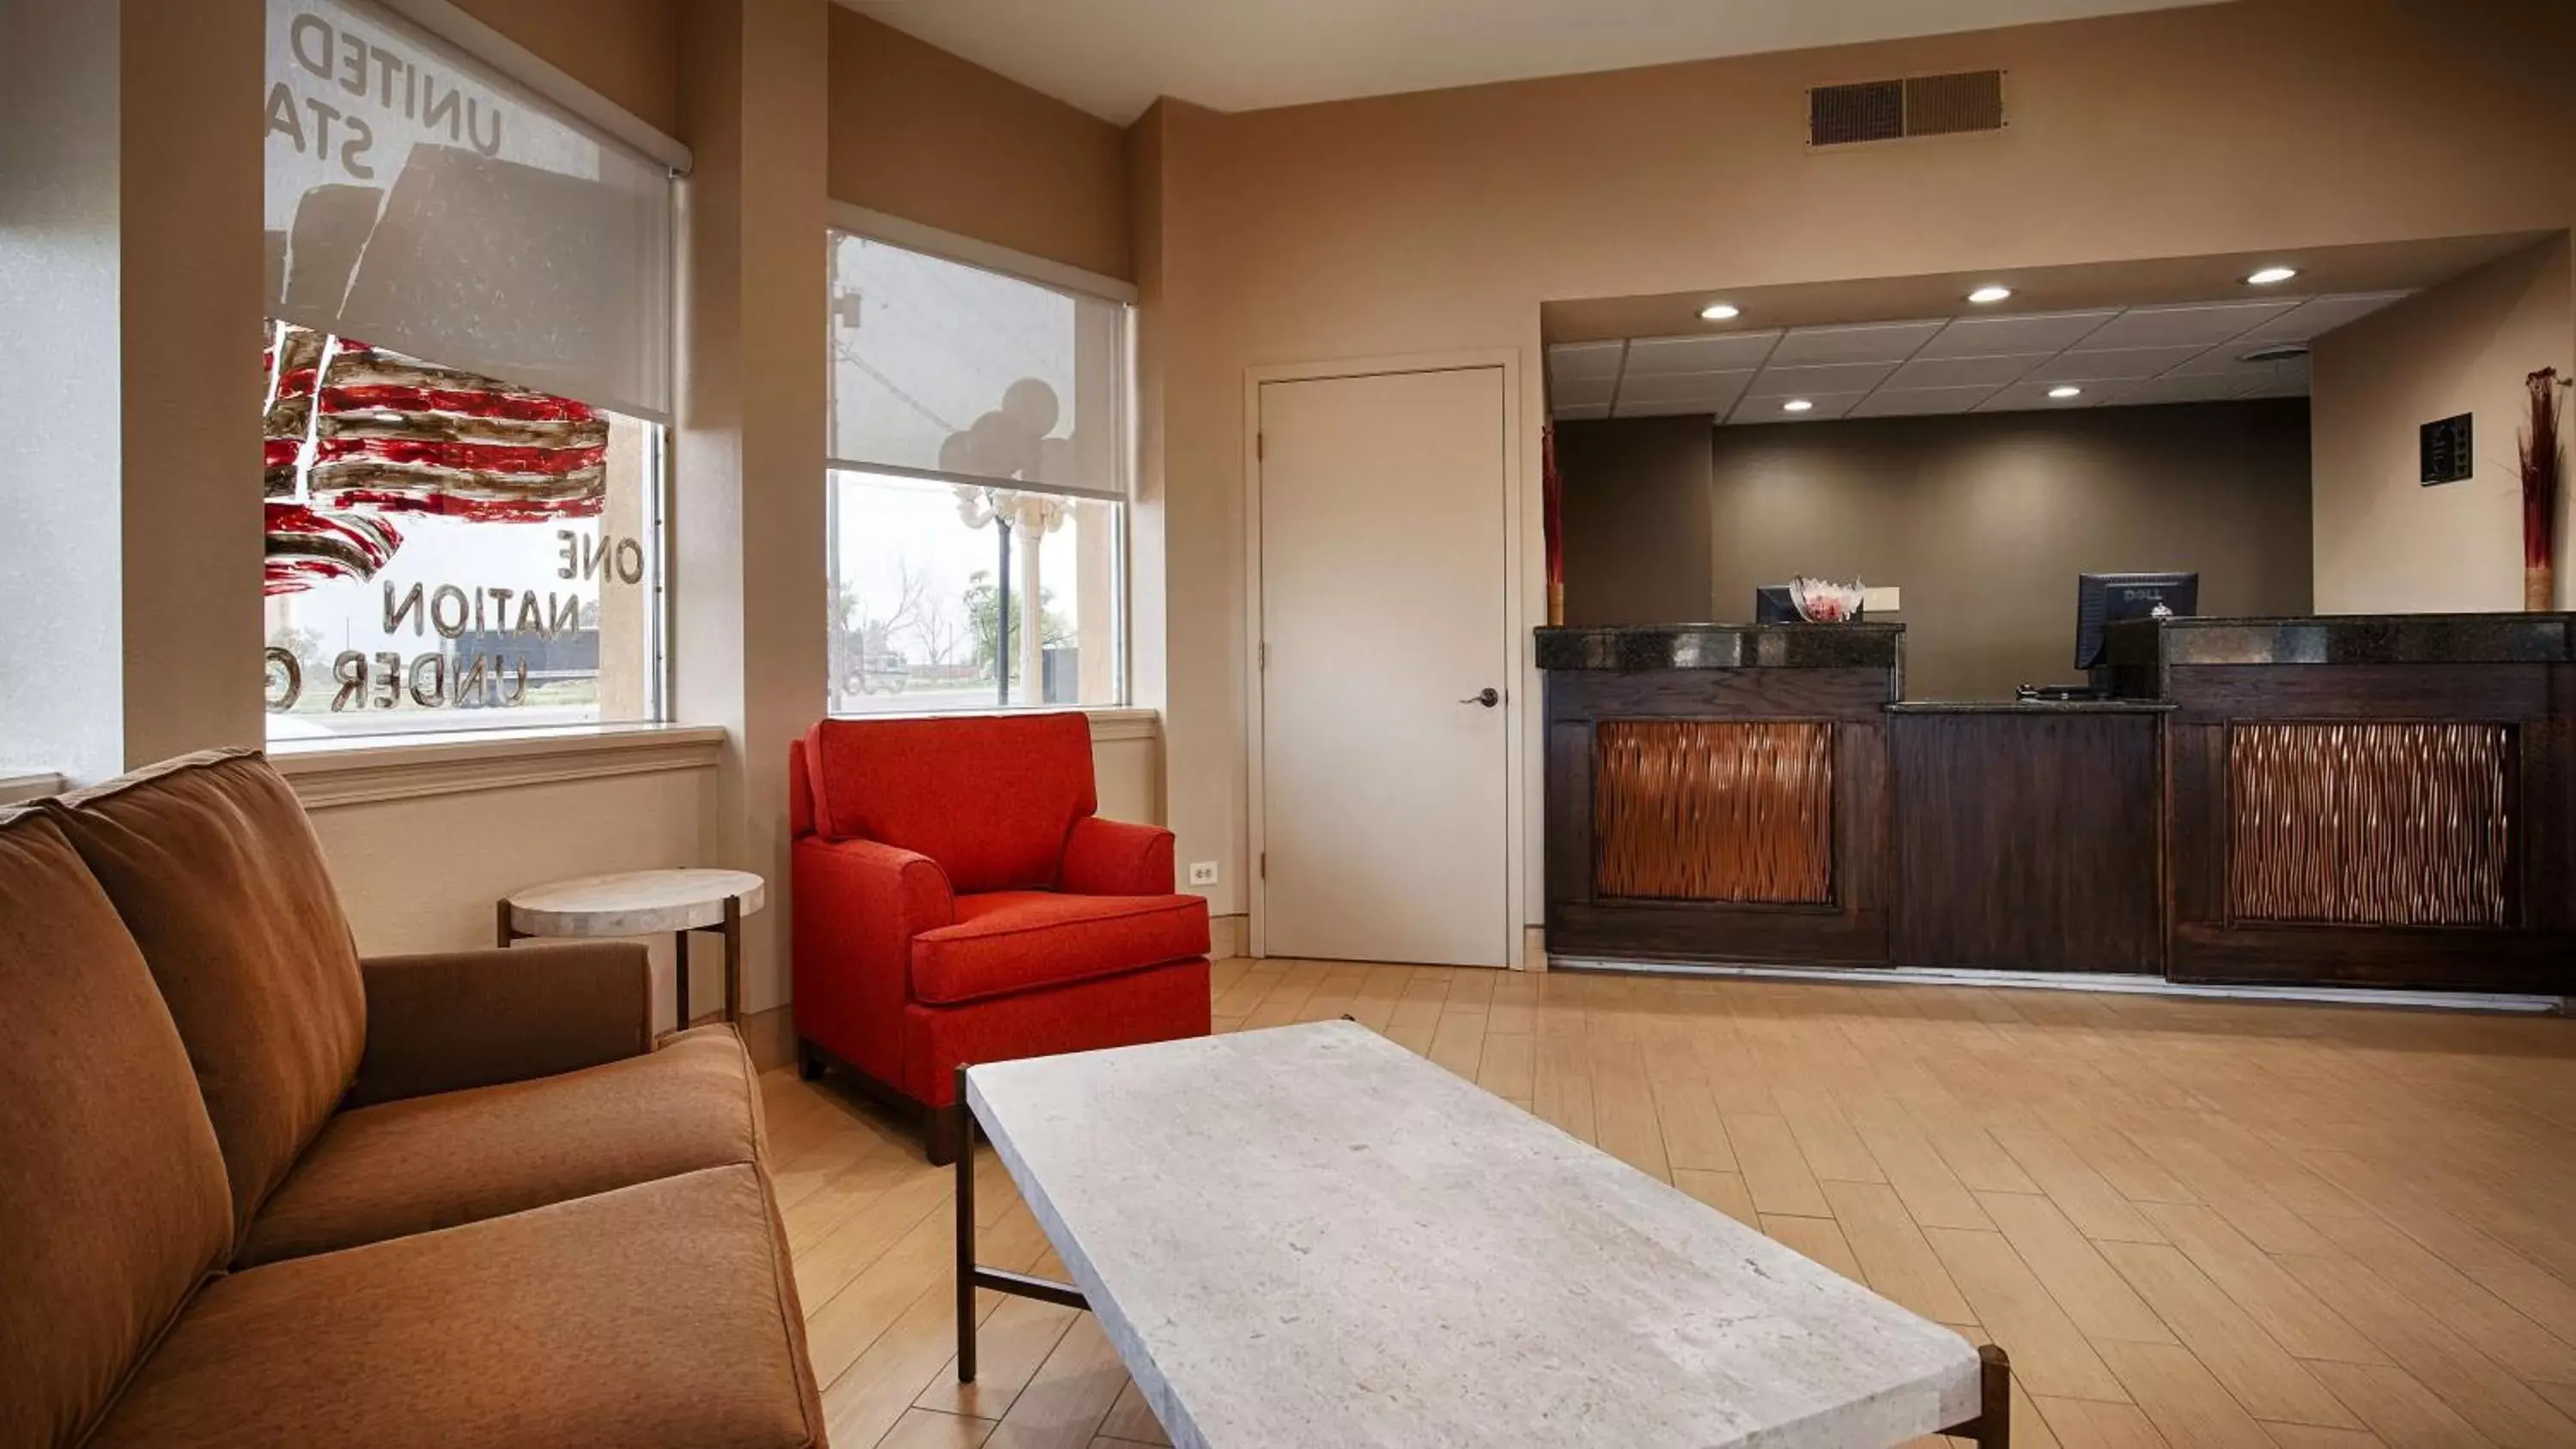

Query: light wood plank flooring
761,960,2576,1449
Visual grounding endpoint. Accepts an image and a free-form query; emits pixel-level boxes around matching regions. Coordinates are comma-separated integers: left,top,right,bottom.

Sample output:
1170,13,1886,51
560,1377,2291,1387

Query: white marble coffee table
500,869,764,1028
955,1021,2007,1448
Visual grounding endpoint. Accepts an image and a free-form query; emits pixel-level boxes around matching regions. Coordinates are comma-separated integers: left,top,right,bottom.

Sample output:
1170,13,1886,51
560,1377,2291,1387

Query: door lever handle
1461,688,1502,707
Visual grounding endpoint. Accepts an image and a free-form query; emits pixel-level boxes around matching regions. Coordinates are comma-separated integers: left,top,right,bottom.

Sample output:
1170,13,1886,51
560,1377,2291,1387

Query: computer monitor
1754,585,1863,624
2075,572,2198,670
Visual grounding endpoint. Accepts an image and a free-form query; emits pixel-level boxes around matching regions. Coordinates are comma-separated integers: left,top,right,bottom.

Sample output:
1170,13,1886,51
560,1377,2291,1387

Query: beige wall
445,0,682,138
1709,401,2315,699
1138,0,2576,924
2312,234,2574,612
826,7,1132,281
1,0,264,780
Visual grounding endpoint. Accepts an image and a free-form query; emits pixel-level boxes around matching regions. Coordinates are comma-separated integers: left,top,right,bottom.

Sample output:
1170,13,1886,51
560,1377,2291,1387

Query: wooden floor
760,959,2576,1449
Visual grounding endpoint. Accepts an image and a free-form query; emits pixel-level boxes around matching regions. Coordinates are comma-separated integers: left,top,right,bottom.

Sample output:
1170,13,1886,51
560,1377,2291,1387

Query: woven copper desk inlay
1594,720,1833,903
2227,722,2512,927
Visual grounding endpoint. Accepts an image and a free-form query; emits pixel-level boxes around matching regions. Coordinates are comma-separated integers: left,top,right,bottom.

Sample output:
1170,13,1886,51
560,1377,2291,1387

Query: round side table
499,869,766,1029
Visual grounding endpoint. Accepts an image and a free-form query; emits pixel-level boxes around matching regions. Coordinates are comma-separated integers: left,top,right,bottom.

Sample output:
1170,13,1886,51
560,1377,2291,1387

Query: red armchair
790,712,1212,1162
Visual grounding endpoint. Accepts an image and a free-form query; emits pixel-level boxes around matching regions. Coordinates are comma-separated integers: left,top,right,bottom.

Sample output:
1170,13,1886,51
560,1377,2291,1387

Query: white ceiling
834,0,2228,124
1547,291,2409,425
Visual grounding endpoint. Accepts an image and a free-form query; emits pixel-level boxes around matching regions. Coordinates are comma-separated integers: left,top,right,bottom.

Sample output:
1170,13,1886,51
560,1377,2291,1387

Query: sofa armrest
1060,815,1177,896
347,942,651,1106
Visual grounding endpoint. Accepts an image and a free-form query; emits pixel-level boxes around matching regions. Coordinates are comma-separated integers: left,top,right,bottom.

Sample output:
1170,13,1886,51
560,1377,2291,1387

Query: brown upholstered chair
0,750,826,1448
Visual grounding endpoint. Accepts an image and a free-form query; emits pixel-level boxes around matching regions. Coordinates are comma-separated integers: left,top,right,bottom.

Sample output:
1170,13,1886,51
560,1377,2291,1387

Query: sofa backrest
48,749,367,1243
0,808,233,1448
802,713,1097,893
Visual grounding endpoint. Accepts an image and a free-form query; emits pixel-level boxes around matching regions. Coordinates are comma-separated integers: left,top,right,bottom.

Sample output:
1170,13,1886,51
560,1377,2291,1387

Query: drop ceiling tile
1549,373,1615,408
1849,385,1999,417
2077,300,2300,349
1613,396,1728,418
1887,352,2050,389
1616,367,1755,408
2116,373,2263,405
1743,361,1901,397
1766,319,1947,367
1977,380,2107,413
1725,391,1868,424
2230,291,2410,345
1624,331,1782,375
2040,344,2215,381
2166,342,2287,378
1550,402,1611,421
1916,310,2118,358
1546,341,1625,381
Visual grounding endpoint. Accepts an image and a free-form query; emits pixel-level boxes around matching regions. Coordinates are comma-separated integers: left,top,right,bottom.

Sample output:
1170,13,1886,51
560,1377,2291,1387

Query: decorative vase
2520,368,2561,613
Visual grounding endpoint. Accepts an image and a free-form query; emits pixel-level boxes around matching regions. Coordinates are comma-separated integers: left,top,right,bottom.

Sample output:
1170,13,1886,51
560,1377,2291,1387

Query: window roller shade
264,0,672,422
828,233,1127,501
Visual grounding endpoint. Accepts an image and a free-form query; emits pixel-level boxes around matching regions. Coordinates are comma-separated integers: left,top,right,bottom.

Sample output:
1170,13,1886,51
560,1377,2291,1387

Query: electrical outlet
1188,861,1219,887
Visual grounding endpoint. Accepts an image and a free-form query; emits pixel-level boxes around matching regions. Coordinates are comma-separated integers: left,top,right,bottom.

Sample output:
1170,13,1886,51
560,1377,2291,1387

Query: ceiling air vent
1809,70,2006,148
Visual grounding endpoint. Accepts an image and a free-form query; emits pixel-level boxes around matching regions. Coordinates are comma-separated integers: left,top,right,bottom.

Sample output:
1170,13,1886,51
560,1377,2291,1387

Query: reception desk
1540,615,2574,996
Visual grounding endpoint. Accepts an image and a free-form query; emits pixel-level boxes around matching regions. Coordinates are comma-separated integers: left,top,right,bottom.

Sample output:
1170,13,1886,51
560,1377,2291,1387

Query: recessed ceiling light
2245,266,2300,287
1781,398,1814,413
1966,285,2014,305
2048,385,2083,399
1699,302,1741,321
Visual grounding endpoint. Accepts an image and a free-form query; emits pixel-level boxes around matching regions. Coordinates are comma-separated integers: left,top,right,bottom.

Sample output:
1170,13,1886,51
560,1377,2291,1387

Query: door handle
1461,688,1502,707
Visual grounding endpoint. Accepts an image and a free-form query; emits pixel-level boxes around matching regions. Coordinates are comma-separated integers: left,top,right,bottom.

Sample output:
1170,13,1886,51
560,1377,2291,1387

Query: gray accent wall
1558,400,2313,700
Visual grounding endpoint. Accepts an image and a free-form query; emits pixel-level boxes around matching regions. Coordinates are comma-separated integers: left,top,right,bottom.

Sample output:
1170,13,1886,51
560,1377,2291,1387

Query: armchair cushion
1060,815,1178,895
348,943,651,1108
804,714,1097,892
237,1026,759,1268
911,889,1211,1005
47,749,367,1241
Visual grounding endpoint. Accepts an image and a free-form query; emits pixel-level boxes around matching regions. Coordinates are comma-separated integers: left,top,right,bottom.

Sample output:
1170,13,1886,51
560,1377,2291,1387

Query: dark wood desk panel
2109,615,2576,996
1889,707,2163,973
1540,625,1898,968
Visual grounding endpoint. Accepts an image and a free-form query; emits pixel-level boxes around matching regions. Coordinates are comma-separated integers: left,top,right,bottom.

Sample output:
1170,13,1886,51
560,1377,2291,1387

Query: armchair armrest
1061,815,1177,895
347,941,651,1106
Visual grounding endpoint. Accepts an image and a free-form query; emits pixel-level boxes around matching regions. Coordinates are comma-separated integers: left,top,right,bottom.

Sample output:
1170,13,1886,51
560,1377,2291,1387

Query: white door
1257,367,1510,967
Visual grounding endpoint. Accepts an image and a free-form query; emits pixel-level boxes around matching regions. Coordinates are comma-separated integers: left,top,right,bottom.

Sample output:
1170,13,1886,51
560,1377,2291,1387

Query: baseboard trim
1551,956,2565,1016
1208,912,1248,961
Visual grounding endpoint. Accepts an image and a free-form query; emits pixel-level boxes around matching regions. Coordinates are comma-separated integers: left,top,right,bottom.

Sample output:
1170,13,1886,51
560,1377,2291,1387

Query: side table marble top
501,868,765,1028
963,1021,1985,1449
505,868,765,937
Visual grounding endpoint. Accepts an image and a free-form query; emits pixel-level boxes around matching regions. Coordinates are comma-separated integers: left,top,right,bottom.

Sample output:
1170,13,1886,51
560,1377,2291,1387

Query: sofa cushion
88,1164,823,1449
49,750,366,1238
911,888,1212,1005
804,713,1097,892
0,809,233,1449
236,1026,761,1268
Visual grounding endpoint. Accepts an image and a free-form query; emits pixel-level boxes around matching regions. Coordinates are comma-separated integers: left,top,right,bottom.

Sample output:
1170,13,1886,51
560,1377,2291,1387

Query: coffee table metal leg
1959,1343,2009,1447
674,930,691,1032
956,1065,977,1383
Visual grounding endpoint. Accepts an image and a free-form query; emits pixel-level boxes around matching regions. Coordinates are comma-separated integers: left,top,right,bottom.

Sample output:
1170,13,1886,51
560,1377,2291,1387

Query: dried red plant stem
2522,368,2561,572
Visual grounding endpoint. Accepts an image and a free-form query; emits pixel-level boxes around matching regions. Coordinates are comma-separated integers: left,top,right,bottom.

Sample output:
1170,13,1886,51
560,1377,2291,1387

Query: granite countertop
1536,622,1903,671
1884,699,2177,714
2104,612,2574,669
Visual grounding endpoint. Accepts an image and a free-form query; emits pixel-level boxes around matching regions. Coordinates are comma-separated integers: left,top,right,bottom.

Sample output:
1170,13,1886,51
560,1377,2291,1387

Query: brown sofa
0,749,827,1449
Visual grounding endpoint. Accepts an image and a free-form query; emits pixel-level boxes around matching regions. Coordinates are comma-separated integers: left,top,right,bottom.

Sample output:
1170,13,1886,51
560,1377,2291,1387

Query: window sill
823,706,1160,743
0,771,66,807
269,723,726,809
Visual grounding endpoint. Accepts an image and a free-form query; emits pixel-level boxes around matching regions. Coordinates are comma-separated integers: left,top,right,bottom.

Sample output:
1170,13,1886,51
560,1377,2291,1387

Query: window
260,0,672,740
826,232,1130,713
